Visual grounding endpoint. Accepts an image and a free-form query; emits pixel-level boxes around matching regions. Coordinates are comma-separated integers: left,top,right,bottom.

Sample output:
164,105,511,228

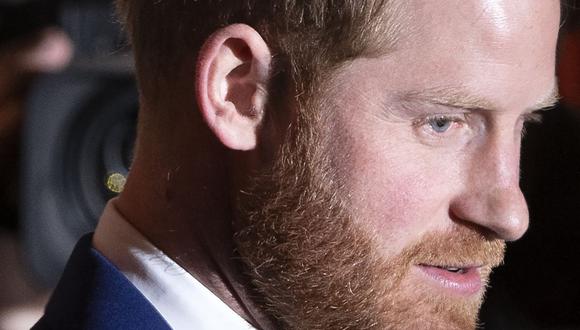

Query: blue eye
427,116,453,133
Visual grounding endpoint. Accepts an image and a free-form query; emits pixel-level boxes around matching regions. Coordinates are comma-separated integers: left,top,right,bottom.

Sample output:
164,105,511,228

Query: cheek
330,121,460,254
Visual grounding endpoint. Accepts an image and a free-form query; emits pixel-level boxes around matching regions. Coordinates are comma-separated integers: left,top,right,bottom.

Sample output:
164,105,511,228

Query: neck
116,127,276,329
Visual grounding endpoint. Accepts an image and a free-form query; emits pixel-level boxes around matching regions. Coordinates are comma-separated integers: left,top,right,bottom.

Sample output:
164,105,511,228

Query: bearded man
34,0,560,329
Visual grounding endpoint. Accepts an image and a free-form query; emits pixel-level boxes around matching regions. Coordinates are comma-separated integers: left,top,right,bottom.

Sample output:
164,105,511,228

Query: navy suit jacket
33,234,171,330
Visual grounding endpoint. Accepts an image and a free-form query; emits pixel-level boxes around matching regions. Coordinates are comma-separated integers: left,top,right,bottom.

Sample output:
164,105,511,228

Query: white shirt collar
93,200,256,330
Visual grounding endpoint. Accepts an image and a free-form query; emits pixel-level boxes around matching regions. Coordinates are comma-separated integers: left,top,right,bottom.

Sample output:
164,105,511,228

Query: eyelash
413,114,468,133
412,111,545,142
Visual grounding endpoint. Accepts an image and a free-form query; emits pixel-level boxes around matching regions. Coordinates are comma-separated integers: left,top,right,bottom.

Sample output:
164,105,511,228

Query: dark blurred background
0,1,134,328
1,1,580,329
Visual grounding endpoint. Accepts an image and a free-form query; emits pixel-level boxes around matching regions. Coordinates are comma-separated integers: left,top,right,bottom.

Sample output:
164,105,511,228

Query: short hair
116,1,404,105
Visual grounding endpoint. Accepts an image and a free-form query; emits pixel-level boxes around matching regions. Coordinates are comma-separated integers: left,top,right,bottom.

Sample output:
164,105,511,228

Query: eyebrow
397,84,560,113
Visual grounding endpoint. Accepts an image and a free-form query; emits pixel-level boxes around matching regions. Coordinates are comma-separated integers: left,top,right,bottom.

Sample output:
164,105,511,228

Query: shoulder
33,234,171,330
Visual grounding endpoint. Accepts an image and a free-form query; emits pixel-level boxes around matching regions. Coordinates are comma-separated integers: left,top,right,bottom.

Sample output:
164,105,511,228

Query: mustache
395,226,506,270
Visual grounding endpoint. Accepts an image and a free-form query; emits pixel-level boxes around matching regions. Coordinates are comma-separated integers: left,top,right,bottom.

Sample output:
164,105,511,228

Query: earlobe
196,24,272,151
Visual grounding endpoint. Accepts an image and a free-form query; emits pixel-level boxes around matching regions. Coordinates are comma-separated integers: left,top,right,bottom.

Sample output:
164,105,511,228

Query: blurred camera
9,0,138,287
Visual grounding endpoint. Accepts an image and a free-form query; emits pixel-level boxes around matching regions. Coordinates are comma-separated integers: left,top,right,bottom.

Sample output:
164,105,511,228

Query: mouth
417,263,484,296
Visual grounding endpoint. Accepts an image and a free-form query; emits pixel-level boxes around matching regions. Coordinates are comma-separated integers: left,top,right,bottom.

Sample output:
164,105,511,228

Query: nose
450,133,529,241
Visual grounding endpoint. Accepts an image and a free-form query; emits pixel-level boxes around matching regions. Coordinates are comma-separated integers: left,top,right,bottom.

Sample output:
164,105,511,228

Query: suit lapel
34,234,171,330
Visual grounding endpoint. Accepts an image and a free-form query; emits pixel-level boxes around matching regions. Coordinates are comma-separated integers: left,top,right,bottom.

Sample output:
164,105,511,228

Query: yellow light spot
106,173,126,194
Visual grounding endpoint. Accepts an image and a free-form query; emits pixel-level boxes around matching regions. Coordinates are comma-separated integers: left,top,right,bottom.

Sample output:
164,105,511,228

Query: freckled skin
325,0,559,256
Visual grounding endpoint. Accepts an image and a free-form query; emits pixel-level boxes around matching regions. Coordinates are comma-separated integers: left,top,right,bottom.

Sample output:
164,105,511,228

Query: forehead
405,0,560,56
335,0,561,112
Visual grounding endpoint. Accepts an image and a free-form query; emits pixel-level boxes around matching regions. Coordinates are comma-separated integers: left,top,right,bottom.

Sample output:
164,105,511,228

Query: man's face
235,1,560,329
329,0,559,247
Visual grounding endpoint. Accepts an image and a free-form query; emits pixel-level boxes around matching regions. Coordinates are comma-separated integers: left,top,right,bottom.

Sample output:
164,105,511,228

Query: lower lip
417,265,482,296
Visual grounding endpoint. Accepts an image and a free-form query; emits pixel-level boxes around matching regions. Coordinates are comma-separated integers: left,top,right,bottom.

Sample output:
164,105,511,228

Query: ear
196,24,272,151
